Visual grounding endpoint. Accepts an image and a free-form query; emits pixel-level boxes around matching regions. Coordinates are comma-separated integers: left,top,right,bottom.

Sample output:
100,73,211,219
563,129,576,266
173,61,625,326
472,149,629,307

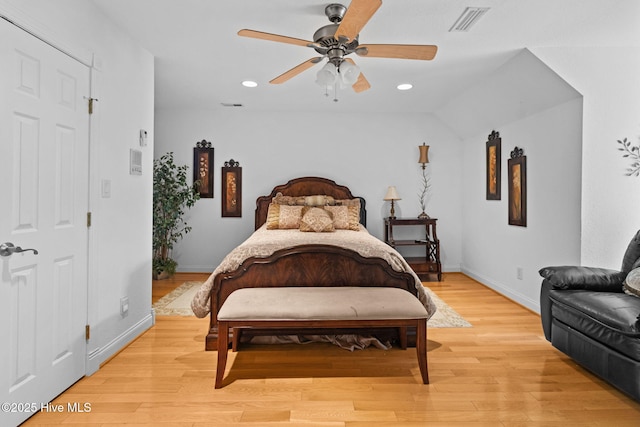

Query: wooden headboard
255,177,367,230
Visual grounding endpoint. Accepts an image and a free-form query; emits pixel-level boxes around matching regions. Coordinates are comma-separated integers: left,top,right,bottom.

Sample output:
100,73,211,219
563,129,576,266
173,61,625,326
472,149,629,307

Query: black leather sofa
539,230,640,402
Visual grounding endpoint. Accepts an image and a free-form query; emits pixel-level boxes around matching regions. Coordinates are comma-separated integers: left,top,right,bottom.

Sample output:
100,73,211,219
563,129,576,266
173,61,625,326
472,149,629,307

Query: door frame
0,1,99,377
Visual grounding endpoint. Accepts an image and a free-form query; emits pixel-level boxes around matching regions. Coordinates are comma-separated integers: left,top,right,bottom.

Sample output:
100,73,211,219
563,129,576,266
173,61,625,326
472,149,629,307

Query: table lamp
383,186,401,219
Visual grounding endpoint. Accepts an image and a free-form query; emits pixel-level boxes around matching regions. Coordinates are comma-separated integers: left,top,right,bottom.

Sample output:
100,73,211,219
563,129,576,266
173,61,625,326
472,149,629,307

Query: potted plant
152,152,200,279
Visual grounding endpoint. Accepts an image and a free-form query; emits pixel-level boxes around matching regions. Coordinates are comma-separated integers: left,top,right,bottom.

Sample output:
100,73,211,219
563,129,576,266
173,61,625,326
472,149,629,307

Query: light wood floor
24,273,640,426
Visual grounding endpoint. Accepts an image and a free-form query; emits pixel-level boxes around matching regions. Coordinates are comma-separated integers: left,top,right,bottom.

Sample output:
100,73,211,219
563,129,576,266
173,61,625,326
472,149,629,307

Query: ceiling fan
238,0,438,94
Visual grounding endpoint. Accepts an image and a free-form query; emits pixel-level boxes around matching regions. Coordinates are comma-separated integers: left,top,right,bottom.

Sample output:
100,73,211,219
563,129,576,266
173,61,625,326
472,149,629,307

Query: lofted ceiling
89,0,639,114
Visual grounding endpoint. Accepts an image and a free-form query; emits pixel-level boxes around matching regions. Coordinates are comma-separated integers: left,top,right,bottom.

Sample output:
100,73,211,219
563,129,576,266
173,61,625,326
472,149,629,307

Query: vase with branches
418,167,431,219
152,152,200,279
417,143,431,218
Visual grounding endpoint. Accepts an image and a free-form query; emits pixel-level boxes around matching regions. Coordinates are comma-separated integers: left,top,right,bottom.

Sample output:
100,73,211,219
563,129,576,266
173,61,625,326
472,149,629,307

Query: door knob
0,242,39,256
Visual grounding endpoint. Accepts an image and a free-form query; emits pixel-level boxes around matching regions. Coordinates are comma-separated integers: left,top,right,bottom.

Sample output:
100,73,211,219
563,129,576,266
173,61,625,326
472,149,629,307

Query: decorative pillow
299,207,334,232
271,192,303,206
621,229,640,273
304,194,335,206
623,267,640,298
324,205,360,230
335,198,361,209
266,204,303,229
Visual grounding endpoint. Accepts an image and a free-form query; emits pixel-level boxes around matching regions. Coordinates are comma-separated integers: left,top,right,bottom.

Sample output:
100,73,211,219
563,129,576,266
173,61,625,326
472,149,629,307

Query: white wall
0,0,155,373
460,99,583,310
531,46,640,268
154,109,463,273
435,49,584,312
432,45,640,313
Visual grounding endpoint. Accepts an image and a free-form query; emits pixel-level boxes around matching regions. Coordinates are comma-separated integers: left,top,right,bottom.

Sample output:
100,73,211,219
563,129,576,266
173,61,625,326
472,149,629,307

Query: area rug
153,281,471,328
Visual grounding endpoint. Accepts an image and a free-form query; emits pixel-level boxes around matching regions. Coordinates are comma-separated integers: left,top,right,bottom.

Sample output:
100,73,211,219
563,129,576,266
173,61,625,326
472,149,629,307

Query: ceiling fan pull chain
333,85,339,102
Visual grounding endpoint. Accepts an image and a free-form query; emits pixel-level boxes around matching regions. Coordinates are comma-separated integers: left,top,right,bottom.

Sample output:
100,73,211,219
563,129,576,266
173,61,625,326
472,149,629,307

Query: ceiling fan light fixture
316,62,337,86
241,80,258,88
238,1,437,94
338,60,360,86
397,83,413,91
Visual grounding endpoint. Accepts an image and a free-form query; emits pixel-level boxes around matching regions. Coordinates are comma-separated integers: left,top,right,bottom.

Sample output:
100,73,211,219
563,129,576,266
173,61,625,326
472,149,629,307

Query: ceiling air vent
221,103,244,107
449,7,490,32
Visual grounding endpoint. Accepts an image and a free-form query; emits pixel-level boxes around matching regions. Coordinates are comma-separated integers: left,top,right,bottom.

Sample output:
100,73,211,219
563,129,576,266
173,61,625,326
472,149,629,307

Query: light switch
101,179,111,198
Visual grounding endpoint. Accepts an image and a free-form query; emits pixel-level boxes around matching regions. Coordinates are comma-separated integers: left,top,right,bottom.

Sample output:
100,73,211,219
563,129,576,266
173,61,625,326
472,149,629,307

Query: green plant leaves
153,152,200,269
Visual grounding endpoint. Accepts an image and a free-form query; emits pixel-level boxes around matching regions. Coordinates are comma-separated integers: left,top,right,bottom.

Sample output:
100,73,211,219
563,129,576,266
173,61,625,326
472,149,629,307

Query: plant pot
152,270,173,280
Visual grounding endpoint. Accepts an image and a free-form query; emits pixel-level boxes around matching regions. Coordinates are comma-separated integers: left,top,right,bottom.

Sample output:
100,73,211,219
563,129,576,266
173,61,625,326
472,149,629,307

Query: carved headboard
254,177,367,230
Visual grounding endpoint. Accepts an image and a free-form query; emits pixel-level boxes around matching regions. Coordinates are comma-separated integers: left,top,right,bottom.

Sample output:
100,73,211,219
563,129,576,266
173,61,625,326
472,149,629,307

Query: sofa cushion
549,289,640,361
218,287,429,321
621,230,640,273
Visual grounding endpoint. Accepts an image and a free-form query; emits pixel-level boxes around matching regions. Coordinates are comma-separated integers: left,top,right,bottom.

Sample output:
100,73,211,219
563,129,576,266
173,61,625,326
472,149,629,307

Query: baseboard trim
461,267,540,314
86,312,155,375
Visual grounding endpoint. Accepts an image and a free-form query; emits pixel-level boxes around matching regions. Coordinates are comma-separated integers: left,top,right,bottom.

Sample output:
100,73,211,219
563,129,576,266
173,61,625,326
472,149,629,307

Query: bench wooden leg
215,322,229,389
232,327,242,352
415,319,429,384
398,326,408,349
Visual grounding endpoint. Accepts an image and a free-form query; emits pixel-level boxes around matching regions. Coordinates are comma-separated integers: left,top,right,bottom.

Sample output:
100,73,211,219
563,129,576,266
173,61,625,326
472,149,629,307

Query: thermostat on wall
130,149,142,175
139,129,148,146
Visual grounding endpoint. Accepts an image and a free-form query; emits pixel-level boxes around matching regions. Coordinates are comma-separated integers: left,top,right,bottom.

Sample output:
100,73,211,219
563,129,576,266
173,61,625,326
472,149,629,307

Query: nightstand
384,217,442,281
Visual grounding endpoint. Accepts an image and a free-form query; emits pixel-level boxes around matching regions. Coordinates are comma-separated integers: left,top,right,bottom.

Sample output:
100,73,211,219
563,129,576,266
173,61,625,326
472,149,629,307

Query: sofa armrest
538,265,626,292
539,279,554,340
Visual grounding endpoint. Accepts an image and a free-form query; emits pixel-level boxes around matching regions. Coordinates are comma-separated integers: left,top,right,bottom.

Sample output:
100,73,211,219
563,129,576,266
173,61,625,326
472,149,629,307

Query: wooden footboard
205,244,419,350
205,176,422,351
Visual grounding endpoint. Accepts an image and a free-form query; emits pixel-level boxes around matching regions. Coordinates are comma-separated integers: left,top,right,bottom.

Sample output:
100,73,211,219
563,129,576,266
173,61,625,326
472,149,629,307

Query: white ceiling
89,0,640,114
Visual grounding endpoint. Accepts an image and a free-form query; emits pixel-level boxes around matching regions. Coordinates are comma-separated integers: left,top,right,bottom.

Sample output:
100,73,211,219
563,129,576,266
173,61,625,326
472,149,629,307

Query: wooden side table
384,217,442,281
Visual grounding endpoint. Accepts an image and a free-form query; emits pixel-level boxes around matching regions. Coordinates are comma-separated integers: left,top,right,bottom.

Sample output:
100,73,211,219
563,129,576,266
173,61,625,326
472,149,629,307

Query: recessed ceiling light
242,80,258,88
397,83,413,91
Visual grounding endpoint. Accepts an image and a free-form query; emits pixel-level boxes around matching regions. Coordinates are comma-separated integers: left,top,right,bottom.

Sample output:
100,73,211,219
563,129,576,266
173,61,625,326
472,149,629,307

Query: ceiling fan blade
344,58,370,93
357,44,438,60
270,57,323,84
352,71,371,93
335,0,382,42
238,29,312,47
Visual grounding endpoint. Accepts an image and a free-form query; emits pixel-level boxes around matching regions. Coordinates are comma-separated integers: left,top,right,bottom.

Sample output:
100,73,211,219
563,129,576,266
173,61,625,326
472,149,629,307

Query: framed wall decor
193,140,214,198
486,130,501,200
222,159,242,217
508,147,527,227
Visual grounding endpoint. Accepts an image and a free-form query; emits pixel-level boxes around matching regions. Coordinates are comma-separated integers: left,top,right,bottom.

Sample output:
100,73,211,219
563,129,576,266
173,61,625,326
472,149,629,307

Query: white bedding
190,224,437,320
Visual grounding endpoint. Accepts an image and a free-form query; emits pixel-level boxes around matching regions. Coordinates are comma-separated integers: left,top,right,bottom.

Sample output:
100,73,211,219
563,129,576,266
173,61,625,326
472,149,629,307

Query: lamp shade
418,143,430,164
316,62,337,86
339,60,360,86
383,186,401,201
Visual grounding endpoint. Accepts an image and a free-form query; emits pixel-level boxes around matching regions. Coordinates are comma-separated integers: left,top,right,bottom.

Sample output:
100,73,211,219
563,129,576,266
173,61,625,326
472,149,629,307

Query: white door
0,18,90,426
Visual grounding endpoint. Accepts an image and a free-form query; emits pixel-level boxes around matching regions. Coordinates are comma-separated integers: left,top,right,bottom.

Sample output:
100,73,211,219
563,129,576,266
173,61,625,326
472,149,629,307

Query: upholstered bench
215,286,430,388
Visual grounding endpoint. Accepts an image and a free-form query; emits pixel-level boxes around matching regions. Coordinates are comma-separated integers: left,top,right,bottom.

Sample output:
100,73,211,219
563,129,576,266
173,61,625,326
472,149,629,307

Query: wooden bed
203,176,423,351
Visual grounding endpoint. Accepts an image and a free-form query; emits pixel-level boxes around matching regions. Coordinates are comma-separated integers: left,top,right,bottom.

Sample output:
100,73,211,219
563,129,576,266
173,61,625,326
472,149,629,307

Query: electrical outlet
517,267,523,280
120,296,129,318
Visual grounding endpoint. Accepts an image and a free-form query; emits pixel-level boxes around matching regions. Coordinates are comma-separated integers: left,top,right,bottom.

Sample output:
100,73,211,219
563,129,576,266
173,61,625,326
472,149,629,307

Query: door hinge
87,97,98,114
87,212,92,227
85,324,90,340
